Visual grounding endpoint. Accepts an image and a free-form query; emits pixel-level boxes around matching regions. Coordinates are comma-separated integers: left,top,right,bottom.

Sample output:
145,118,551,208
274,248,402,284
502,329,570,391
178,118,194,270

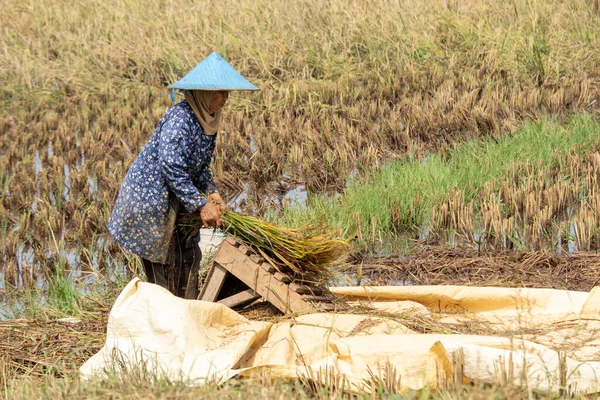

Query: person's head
208,90,229,114
171,52,258,135
184,90,228,135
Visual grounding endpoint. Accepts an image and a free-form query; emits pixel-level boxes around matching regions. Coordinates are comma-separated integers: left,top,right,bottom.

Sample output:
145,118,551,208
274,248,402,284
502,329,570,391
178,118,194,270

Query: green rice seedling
282,115,600,252
0,216,8,237
46,257,79,316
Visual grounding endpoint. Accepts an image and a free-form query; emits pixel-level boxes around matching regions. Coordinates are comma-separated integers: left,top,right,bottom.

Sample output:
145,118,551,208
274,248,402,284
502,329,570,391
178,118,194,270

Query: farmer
108,52,259,299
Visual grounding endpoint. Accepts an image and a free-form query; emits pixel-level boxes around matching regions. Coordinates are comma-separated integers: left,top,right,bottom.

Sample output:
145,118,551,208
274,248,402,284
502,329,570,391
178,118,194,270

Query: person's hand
200,203,223,228
207,192,226,213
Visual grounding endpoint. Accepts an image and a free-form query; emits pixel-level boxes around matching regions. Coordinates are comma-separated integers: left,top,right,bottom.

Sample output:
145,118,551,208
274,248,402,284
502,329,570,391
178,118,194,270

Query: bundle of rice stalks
180,211,351,282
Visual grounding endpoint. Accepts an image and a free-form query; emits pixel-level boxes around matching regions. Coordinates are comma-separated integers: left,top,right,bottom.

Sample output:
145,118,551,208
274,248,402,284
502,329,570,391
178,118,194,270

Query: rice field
2,254,599,399
2,0,600,290
283,115,600,253
2,0,600,396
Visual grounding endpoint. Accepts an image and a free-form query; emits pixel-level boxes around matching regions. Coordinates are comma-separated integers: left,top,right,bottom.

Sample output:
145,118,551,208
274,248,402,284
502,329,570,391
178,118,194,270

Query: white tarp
80,279,600,395
80,279,271,383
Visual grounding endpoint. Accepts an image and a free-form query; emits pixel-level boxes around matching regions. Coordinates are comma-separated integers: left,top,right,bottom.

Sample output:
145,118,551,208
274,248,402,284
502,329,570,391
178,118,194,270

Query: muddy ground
351,246,600,292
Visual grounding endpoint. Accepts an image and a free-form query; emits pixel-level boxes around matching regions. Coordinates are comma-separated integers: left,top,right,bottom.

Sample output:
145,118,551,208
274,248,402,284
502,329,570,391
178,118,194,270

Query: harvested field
350,246,600,292
2,0,600,287
0,319,105,383
3,252,600,398
2,0,600,396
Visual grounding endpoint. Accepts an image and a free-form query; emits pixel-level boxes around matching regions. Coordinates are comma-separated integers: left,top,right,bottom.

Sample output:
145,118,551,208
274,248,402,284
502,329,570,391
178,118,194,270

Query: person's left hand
207,192,226,213
200,203,222,228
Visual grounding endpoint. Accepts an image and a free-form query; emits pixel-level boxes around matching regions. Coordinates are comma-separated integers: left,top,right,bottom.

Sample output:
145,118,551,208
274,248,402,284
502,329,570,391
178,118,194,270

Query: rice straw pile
180,211,351,282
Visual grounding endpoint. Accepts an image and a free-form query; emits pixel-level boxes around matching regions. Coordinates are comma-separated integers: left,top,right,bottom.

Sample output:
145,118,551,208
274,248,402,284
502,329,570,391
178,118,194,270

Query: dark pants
141,227,202,299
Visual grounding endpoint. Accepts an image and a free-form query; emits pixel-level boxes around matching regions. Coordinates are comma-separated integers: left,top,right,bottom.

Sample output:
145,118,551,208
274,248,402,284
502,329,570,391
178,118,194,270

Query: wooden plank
199,263,228,302
274,272,291,283
289,283,325,295
289,283,309,293
218,289,260,308
238,244,251,256
261,262,275,273
301,295,331,302
306,286,326,295
249,254,264,264
215,241,316,314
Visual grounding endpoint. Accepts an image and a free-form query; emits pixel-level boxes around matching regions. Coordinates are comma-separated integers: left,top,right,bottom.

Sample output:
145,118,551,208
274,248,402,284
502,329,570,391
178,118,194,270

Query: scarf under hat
184,90,221,135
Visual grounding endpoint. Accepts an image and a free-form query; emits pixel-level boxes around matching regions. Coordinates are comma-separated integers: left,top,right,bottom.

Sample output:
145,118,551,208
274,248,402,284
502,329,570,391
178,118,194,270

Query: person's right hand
207,192,226,213
200,202,223,228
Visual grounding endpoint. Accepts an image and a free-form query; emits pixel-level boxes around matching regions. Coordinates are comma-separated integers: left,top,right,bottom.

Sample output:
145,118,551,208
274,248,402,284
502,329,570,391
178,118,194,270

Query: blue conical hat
169,52,259,91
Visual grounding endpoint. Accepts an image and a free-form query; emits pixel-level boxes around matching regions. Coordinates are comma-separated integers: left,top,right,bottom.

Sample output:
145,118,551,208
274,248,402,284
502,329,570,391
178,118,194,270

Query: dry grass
351,245,600,291
1,0,600,286
0,319,105,384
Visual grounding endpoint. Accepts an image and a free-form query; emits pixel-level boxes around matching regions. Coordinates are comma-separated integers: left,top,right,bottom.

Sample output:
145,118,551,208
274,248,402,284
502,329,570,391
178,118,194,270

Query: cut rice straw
181,211,352,282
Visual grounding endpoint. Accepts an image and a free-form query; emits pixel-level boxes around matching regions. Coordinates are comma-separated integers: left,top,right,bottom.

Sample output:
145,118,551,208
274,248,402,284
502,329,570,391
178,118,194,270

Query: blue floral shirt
108,101,217,263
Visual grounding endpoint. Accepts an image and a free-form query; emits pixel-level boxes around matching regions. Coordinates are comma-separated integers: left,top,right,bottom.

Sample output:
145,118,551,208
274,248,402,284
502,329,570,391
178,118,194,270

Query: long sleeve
158,119,207,213
108,101,217,263
194,162,218,195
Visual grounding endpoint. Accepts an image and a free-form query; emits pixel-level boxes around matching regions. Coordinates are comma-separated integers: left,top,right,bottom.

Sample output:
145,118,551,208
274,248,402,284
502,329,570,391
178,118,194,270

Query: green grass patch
281,114,600,251
0,244,134,320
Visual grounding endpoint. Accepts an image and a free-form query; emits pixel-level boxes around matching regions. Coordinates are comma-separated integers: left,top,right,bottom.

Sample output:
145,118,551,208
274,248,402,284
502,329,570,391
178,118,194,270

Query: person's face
209,91,229,113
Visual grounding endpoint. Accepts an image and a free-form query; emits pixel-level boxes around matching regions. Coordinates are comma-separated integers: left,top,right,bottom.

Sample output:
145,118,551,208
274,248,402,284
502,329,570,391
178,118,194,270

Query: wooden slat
214,241,316,314
249,254,264,264
274,272,291,283
218,289,260,308
199,263,228,302
289,283,325,295
238,244,251,256
225,236,239,246
261,262,275,273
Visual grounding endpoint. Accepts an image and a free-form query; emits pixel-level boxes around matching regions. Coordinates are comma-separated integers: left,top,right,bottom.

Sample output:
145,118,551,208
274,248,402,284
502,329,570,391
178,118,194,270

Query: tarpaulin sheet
80,279,600,395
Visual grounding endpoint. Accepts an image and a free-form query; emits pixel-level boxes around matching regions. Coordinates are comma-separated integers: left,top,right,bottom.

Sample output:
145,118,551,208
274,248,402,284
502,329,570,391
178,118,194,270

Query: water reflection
282,185,308,206
63,163,71,203
34,151,42,175
88,176,98,201
569,222,577,253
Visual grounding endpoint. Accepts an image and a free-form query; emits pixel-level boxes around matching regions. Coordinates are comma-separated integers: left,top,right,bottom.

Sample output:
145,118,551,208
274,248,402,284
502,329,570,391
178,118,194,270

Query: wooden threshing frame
199,237,336,313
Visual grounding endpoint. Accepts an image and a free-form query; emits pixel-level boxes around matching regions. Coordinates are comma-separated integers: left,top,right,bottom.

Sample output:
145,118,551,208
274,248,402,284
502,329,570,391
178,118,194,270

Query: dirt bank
350,246,600,292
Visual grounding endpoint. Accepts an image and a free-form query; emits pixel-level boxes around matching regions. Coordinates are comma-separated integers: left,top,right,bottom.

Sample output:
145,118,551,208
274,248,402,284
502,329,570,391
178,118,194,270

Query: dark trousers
141,227,202,299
